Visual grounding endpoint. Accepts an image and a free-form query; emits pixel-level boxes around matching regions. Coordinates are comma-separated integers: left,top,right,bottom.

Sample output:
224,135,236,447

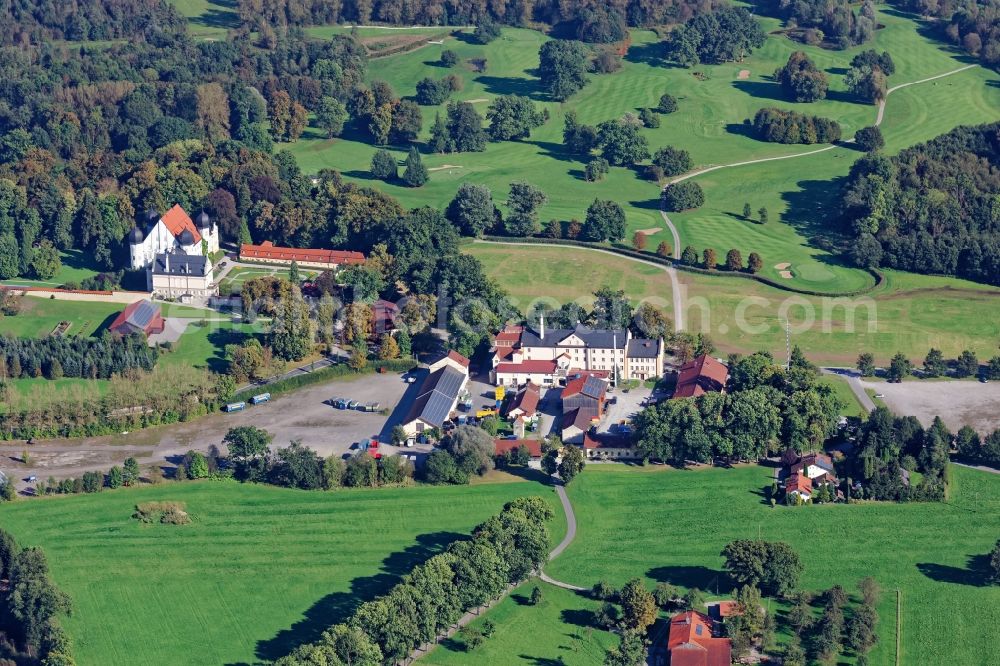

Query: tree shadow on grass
625,40,666,67
475,75,547,101
560,607,597,628
252,531,465,662
524,139,581,164
203,327,252,373
780,175,855,257
732,80,786,102
917,553,994,587
647,565,727,593
517,657,568,666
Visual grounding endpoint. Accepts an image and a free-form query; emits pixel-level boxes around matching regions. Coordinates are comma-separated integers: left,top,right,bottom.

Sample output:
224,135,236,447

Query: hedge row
231,357,417,404
478,236,884,298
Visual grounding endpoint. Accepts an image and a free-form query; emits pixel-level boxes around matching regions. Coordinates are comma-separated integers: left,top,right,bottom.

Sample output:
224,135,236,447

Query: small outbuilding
109,300,165,337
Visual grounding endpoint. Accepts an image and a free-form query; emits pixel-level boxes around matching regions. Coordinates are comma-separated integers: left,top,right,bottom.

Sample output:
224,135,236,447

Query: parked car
346,400,360,409
874,393,885,399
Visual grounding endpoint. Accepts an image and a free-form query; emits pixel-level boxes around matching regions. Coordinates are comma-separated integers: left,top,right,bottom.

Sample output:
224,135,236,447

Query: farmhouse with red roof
666,610,731,666
239,241,365,271
673,355,729,399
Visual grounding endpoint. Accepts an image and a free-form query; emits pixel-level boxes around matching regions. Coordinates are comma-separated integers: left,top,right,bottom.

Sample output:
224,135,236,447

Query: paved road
540,484,587,591
473,240,684,332
821,367,877,412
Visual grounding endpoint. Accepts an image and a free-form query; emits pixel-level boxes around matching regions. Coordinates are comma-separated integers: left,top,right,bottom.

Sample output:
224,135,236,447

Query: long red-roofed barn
239,241,365,271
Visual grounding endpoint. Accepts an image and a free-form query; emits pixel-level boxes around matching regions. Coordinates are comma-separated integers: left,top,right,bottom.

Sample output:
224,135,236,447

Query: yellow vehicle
476,408,498,418
495,385,506,401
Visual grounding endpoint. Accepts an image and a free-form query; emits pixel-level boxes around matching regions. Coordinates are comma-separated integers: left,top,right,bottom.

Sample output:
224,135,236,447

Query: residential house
129,205,218,270
506,382,541,421
109,300,164,337
673,355,729,399
491,318,663,386
371,299,401,335
667,610,732,666
149,252,215,301
399,351,471,437
239,241,365,271
785,472,813,501
790,452,836,482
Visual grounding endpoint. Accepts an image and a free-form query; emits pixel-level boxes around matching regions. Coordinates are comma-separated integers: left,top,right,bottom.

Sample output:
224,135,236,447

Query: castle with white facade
128,204,219,270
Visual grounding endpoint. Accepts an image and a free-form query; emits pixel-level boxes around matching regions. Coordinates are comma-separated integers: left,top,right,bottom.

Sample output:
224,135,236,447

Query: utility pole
785,319,791,370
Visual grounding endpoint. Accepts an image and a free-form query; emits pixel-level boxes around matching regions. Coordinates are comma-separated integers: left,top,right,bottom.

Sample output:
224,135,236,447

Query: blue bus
250,393,271,405
224,402,246,412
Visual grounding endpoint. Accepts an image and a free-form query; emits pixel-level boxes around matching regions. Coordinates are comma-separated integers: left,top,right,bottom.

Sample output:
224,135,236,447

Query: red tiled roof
109,300,164,336
667,611,731,666
790,453,834,475
494,438,543,457
495,326,523,346
240,240,365,265
507,382,540,417
495,360,558,374
785,472,812,495
161,204,202,244
674,354,729,399
582,431,632,450
445,350,471,368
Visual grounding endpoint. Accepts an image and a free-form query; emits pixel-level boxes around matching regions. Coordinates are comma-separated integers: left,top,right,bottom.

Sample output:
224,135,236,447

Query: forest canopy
841,122,1000,285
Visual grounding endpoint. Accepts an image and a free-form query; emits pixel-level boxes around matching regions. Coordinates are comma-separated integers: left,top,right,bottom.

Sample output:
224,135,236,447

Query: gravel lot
859,378,1000,434
0,370,425,491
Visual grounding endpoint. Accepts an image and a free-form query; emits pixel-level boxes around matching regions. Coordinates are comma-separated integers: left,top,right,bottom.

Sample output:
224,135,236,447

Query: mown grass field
464,242,674,314
422,581,617,665
285,8,1000,295
466,242,1000,363
817,374,867,417
169,0,238,38
544,464,1000,666
680,268,1000,363
0,479,565,666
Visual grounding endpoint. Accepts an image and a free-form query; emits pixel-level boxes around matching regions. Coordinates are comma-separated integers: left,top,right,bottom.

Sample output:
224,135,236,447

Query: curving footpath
473,239,684,331
539,484,587,591
658,64,979,266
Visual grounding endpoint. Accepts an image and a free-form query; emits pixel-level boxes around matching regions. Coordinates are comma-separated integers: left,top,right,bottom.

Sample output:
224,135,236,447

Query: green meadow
285,8,1000,295
464,242,674,314
543,464,1000,666
0,479,564,666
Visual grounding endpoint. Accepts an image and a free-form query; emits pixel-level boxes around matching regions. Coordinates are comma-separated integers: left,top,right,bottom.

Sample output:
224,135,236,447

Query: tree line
234,0,725,33
274,496,553,665
3,0,184,46
663,6,767,67
0,333,158,380
633,348,843,465
841,122,1000,286
0,530,75,665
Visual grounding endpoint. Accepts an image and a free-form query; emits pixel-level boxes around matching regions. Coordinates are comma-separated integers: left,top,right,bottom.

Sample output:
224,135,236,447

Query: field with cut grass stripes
0,480,564,665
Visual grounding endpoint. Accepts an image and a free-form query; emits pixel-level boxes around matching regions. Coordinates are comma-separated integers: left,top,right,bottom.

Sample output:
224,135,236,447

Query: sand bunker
428,164,462,172
773,262,791,270
465,98,489,103
636,227,662,235
737,69,751,80
779,270,794,279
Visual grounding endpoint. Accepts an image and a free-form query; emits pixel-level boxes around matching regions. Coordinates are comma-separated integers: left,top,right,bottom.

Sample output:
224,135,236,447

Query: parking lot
598,386,652,434
859,378,1000,434
0,370,424,490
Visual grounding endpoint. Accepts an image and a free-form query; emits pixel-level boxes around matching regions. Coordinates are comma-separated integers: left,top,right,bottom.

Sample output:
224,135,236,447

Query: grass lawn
422,581,617,665
679,268,1000,364
0,249,103,289
545,464,1000,666
818,374,867,417
219,266,315,293
0,298,124,338
285,8,1000,295
464,242,674,314
168,0,238,38
158,320,261,372
0,479,565,666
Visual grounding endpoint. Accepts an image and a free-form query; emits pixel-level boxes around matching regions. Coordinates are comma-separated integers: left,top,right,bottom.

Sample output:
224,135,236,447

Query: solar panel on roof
127,301,157,328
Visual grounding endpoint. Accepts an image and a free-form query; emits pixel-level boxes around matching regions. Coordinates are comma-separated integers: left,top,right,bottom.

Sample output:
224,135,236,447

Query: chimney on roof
164,253,169,272
539,312,545,339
